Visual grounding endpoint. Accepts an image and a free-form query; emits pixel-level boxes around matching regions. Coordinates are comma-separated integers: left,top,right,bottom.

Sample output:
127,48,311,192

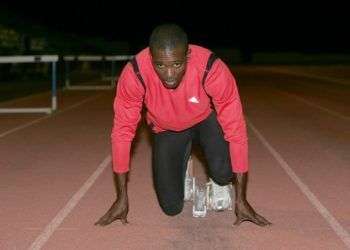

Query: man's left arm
204,59,271,226
234,172,271,226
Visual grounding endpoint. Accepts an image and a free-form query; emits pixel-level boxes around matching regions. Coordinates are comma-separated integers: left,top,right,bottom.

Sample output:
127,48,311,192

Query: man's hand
95,172,129,226
95,197,128,226
233,172,271,227
233,198,271,226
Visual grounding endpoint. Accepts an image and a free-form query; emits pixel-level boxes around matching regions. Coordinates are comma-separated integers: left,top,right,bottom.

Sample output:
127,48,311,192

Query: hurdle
63,55,133,90
0,55,58,114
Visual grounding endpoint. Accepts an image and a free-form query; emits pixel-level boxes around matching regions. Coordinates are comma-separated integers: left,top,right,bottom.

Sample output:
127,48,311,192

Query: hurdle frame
0,55,58,114
63,55,133,90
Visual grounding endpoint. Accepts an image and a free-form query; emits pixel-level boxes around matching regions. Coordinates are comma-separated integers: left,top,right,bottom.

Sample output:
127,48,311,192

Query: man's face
151,46,188,89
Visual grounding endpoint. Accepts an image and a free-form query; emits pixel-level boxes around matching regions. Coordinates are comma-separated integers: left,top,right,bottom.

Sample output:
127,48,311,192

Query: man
95,24,271,227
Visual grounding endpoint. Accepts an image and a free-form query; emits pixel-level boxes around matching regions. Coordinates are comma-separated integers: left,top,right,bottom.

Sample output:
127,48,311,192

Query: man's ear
186,48,191,60
149,49,153,60
186,48,191,56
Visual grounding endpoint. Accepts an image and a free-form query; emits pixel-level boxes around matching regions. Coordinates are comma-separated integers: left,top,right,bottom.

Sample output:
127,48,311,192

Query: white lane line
28,155,111,250
25,227,78,231
256,66,350,121
262,67,350,86
0,91,51,106
277,90,350,121
0,94,102,139
246,118,350,249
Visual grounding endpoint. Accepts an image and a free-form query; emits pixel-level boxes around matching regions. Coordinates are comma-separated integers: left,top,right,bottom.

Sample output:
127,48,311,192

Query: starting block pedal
184,157,194,201
206,178,233,211
184,156,234,217
192,178,207,217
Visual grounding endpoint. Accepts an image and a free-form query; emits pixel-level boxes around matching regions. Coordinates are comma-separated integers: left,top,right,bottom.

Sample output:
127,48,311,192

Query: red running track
0,66,349,250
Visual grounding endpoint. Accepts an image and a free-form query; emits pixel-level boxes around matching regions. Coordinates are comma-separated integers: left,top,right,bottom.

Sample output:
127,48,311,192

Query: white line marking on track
246,118,350,249
28,155,111,250
0,94,101,138
262,67,350,86
278,90,350,121
0,91,51,105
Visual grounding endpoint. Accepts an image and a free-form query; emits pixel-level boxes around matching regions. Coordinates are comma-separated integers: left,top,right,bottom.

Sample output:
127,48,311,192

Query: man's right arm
95,63,145,226
111,63,145,173
95,173,128,226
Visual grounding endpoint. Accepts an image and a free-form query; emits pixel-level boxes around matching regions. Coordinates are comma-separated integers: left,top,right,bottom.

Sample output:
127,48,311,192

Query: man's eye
156,64,165,69
173,63,182,68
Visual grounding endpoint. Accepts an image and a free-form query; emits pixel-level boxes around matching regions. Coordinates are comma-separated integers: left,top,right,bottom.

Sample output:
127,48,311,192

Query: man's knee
209,158,232,185
160,202,184,216
210,166,233,185
211,174,232,186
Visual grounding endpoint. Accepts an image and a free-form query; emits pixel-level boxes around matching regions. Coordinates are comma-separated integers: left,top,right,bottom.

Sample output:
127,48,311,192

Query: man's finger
233,216,245,226
233,213,270,227
246,213,271,227
94,211,112,226
95,218,109,226
121,217,128,225
96,214,128,226
94,216,107,226
101,216,119,226
255,214,272,226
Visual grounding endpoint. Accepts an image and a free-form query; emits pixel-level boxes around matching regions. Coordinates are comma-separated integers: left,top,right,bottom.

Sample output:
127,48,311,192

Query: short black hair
149,24,188,53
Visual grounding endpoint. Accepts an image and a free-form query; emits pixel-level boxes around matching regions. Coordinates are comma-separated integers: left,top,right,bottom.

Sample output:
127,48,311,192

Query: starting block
184,156,234,217
184,157,195,202
206,178,233,211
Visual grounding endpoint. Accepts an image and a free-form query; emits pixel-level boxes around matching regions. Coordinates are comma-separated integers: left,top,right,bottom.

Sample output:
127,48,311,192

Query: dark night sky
1,1,349,52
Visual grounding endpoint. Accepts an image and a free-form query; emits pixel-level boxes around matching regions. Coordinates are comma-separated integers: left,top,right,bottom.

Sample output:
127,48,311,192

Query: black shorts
152,112,233,216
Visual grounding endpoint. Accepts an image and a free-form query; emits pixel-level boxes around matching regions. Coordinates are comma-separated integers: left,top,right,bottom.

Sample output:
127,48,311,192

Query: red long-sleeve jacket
111,45,248,173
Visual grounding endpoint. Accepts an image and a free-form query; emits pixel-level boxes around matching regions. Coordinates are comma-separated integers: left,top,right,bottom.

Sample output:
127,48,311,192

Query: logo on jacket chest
188,96,200,104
